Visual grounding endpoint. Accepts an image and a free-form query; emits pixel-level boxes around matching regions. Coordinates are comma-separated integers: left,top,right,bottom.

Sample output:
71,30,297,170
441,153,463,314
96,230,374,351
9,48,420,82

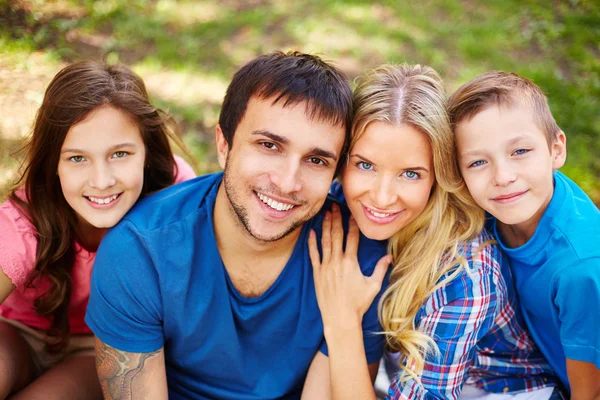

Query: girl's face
57,106,146,231
342,121,435,241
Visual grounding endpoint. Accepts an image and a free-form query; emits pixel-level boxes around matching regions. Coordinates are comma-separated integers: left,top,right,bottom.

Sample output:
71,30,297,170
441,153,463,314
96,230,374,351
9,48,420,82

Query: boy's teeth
257,192,294,211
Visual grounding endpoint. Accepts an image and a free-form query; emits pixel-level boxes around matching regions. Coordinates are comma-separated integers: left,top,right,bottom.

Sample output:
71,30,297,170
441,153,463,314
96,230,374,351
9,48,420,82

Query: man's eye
69,156,85,163
261,142,278,150
356,161,373,171
308,157,326,166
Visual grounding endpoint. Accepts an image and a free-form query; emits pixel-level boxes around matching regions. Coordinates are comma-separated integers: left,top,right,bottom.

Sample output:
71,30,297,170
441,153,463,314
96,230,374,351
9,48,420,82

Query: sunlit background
1,0,598,202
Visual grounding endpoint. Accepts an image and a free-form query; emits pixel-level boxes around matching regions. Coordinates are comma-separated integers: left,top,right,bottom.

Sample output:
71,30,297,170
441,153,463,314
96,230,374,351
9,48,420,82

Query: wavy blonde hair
351,64,485,383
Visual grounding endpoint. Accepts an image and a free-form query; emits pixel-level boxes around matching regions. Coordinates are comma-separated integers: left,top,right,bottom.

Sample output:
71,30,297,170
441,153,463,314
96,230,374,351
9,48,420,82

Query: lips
84,193,123,209
361,203,402,224
492,190,528,204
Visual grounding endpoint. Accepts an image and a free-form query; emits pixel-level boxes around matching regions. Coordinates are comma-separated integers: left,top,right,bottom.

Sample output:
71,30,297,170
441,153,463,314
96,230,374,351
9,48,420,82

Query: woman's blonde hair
351,64,485,383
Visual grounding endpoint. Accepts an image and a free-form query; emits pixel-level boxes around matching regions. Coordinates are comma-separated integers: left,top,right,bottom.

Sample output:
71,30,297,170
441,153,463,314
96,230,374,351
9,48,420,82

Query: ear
551,130,567,170
215,124,229,170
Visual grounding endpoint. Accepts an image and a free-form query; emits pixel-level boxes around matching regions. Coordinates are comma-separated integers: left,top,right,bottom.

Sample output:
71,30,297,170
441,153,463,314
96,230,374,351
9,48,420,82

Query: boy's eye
402,170,420,180
69,155,86,163
356,161,373,171
468,160,486,168
112,151,129,159
308,157,326,166
513,148,530,156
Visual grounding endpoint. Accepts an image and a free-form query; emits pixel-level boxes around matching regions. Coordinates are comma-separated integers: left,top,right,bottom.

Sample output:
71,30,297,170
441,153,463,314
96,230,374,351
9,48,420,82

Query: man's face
455,104,566,230
217,96,346,242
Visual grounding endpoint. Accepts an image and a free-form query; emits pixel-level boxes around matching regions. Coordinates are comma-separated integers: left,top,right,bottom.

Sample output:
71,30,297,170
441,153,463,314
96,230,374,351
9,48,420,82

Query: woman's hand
308,203,390,335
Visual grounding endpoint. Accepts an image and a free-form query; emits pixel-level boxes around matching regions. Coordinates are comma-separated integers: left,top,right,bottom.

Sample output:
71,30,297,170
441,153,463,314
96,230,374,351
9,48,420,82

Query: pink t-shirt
0,155,195,334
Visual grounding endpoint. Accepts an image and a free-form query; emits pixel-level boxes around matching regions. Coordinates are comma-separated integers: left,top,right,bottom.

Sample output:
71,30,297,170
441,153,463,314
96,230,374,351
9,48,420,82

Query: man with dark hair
85,51,387,399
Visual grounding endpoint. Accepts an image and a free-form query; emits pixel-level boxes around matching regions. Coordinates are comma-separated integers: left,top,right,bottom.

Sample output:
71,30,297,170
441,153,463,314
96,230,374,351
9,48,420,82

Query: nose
492,162,517,187
372,175,398,208
88,162,117,190
270,159,303,194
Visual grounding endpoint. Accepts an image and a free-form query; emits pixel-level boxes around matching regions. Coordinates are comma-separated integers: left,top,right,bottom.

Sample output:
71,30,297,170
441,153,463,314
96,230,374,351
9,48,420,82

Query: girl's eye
112,151,128,159
513,148,530,156
468,160,486,168
69,155,86,163
402,170,420,180
356,161,373,171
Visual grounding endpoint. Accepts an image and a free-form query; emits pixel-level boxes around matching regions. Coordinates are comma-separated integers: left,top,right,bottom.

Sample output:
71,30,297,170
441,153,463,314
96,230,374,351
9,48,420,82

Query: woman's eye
513,148,530,156
402,170,420,180
356,161,373,171
112,151,128,159
469,160,486,168
69,155,85,163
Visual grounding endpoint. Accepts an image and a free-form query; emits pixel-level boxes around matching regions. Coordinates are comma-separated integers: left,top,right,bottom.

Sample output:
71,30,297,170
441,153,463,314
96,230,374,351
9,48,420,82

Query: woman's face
342,121,435,241
57,106,146,232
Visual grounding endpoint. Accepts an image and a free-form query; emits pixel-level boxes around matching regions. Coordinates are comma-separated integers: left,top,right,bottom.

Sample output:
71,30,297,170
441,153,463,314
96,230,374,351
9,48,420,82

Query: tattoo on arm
95,340,161,400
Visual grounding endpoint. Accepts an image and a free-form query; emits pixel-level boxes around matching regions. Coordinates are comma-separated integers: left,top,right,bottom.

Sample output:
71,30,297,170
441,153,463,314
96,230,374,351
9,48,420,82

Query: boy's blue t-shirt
492,171,600,391
85,173,387,400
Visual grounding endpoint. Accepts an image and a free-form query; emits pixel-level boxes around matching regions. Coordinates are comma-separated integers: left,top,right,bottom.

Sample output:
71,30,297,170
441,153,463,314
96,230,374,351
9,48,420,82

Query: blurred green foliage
0,0,598,201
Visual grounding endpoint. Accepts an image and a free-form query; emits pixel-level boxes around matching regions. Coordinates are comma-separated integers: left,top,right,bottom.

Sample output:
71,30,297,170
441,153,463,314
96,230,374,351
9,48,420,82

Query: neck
76,220,107,252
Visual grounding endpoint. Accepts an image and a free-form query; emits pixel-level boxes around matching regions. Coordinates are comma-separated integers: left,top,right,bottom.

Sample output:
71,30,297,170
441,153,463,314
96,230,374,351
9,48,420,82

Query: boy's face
455,104,566,230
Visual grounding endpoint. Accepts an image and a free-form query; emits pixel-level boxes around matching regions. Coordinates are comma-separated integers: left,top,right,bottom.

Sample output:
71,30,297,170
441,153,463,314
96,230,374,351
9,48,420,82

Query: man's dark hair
218,51,352,175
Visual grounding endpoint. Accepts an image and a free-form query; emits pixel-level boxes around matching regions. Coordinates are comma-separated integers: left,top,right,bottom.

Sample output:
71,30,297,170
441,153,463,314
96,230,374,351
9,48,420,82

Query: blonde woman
305,64,562,399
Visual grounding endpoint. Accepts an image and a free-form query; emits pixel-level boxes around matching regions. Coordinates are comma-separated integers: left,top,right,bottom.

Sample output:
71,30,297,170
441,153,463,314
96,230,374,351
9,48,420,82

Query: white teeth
88,194,118,205
257,192,294,211
368,208,391,218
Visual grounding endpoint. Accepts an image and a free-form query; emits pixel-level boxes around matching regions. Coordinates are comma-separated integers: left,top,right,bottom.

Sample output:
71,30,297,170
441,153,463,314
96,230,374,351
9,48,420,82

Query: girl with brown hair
0,61,195,399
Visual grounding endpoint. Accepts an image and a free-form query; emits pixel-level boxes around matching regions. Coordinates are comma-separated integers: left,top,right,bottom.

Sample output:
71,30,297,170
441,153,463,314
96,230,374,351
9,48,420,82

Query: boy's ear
552,130,567,170
215,124,229,170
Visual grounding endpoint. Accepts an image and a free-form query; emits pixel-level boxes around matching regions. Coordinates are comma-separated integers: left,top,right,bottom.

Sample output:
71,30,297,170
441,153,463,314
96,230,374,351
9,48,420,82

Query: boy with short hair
448,71,600,399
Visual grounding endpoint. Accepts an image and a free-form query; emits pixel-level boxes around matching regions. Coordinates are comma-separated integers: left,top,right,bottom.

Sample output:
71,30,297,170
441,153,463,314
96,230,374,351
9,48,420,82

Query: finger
330,204,344,259
368,255,392,289
345,215,360,257
321,210,332,263
308,229,321,270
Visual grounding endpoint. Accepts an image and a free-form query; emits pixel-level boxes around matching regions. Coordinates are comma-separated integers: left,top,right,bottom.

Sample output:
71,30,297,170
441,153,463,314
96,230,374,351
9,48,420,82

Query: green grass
1,0,598,201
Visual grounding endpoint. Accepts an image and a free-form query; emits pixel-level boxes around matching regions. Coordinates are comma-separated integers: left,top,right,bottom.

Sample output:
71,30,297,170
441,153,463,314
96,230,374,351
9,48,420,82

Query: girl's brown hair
10,61,189,352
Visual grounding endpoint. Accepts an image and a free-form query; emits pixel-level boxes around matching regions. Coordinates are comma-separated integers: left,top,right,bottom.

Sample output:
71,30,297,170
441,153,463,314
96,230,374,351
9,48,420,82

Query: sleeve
555,257,600,367
387,264,498,399
85,220,165,353
0,203,38,290
173,154,197,184
318,231,388,364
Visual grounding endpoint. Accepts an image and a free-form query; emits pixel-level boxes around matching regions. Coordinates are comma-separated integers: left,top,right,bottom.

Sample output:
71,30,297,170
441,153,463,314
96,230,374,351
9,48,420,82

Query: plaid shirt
386,229,559,399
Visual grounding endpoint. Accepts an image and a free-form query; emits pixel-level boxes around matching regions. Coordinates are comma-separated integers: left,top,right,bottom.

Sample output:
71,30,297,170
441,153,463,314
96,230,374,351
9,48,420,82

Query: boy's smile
455,103,566,241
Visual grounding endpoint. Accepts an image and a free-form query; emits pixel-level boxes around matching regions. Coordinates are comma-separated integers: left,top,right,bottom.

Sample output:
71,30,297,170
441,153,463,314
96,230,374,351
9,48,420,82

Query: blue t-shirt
491,171,600,391
85,172,387,400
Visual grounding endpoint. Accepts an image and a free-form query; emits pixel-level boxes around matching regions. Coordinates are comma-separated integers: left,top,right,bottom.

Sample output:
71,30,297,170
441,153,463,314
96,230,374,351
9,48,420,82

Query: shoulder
173,154,197,184
0,192,39,288
120,172,222,233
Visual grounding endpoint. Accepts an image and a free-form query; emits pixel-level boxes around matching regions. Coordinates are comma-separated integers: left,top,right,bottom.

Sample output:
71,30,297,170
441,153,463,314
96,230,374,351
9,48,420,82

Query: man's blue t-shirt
491,171,600,391
85,173,387,400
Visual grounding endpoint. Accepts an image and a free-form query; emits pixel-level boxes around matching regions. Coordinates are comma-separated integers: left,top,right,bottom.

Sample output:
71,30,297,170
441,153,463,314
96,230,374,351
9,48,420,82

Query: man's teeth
369,208,390,218
88,194,118,205
257,192,294,211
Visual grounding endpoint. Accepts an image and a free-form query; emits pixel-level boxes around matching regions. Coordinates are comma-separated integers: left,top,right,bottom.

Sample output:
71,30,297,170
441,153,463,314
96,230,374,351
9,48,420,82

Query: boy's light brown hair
447,71,561,147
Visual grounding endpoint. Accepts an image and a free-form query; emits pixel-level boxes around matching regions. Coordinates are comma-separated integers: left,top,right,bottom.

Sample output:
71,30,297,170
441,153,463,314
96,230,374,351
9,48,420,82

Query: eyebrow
252,129,338,162
350,153,429,172
61,142,139,154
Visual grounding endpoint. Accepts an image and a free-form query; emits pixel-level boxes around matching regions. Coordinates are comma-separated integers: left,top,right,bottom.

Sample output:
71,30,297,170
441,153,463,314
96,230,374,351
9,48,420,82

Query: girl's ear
215,124,229,170
552,131,567,170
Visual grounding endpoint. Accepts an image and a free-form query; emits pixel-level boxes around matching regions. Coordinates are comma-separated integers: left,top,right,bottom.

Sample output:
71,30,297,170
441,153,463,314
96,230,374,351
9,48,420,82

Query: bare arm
0,266,15,304
94,337,168,400
567,358,600,400
302,351,379,400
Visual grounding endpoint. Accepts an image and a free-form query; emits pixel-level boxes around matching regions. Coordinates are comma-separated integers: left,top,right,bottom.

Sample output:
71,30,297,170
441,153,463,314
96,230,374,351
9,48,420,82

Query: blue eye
513,148,530,156
112,151,128,159
402,170,420,180
69,155,86,163
356,161,373,171
469,160,486,168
